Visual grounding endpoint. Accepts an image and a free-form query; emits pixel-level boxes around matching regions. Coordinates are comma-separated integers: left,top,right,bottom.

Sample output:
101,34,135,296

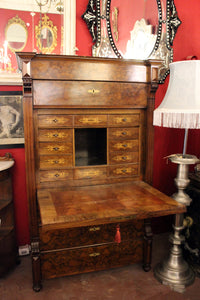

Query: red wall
0,85,30,246
1,0,200,245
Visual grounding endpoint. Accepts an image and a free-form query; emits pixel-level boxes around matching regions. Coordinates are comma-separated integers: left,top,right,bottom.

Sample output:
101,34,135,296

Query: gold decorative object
35,14,57,54
5,15,28,53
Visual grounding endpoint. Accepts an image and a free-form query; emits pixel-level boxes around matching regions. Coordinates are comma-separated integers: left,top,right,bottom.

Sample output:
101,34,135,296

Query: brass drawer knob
53,119,58,123
89,252,100,257
53,147,59,151
123,144,127,148
122,118,127,122
54,174,60,177
122,157,127,160
89,226,100,232
53,134,59,137
122,132,127,135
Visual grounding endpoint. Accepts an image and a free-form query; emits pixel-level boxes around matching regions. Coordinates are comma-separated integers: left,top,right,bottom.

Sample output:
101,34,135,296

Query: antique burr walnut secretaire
16,53,185,291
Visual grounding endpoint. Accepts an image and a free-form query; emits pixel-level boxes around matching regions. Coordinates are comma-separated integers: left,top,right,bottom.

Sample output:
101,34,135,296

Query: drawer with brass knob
108,114,140,127
41,239,143,279
109,152,139,164
38,129,73,142
109,164,139,177
39,220,144,251
38,115,73,128
109,139,139,152
39,142,73,155
108,127,139,140
39,155,73,169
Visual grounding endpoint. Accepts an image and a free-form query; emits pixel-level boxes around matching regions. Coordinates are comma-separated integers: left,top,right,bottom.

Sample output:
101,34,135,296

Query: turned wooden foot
143,219,153,272
31,241,42,292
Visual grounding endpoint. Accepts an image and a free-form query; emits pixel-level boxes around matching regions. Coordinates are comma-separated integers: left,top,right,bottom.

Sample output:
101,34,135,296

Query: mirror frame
82,0,181,83
35,14,58,54
5,15,28,53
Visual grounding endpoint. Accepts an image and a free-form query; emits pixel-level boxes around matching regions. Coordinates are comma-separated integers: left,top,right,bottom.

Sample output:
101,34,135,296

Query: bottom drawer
41,239,143,279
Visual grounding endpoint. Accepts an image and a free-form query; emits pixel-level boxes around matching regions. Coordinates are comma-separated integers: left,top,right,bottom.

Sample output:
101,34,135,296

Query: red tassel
115,225,121,243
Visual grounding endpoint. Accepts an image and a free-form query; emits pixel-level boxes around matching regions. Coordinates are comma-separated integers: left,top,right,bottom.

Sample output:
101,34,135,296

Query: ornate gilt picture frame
35,14,57,54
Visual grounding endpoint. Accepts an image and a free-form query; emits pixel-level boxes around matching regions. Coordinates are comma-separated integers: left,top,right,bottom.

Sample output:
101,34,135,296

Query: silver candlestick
154,154,199,292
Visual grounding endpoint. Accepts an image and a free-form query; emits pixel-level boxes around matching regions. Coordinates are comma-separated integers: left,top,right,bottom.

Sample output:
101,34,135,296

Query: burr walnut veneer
17,53,185,291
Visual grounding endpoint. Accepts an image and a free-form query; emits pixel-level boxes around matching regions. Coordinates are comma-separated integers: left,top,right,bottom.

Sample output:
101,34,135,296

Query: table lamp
153,60,200,292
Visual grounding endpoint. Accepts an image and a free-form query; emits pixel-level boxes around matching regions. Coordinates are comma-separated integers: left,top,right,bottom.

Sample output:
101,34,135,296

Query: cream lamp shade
153,60,200,129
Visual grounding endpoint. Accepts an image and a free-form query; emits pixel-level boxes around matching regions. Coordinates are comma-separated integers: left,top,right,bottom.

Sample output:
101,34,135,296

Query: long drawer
41,239,143,279
34,81,147,107
74,167,107,180
74,115,107,127
40,220,144,251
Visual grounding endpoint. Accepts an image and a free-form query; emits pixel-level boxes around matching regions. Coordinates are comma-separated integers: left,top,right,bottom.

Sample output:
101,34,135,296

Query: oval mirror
82,0,181,83
109,0,159,60
5,15,28,52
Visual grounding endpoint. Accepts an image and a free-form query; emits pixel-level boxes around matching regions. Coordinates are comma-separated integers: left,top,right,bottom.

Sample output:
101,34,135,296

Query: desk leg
143,219,153,272
31,240,42,292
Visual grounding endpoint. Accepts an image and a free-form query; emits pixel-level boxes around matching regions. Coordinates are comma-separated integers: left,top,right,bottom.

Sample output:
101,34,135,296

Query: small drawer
38,115,73,128
38,129,73,142
109,164,139,177
39,169,73,182
41,239,143,279
39,142,72,155
74,115,107,127
109,152,139,164
74,167,107,180
40,220,144,250
108,114,140,127
109,127,139,140
109,139,139,152
39,155,73,169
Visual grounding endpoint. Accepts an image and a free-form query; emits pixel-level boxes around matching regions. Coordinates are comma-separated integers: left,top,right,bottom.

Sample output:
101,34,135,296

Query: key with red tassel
115,224,121,243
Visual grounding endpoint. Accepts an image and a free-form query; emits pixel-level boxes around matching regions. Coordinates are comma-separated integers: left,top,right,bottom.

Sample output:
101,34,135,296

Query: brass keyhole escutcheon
88,89,100,95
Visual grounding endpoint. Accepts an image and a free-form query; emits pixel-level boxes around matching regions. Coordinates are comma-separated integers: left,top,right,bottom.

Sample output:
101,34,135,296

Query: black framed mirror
82,0,181,83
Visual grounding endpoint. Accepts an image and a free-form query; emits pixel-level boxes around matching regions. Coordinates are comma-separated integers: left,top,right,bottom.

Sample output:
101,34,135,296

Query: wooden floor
0,233,199,300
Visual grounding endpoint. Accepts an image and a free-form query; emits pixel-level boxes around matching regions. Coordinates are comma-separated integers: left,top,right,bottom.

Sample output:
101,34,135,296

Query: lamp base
154,214,195,293
154,258,194,293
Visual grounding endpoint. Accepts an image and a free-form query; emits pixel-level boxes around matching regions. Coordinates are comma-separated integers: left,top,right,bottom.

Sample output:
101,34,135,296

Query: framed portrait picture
0,95,24,145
